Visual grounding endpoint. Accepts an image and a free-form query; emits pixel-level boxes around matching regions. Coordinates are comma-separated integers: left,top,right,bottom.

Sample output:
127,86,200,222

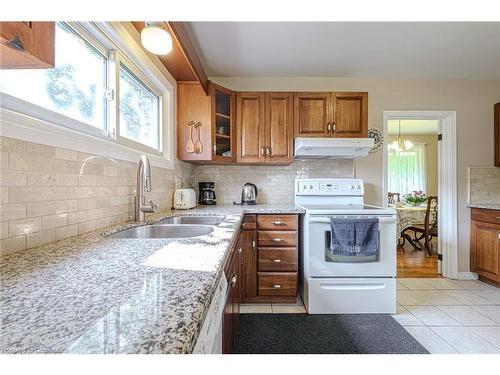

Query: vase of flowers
404,190,427,206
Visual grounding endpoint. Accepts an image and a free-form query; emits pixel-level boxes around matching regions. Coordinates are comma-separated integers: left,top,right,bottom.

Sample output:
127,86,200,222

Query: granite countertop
467,203,500,211
0,204,304,354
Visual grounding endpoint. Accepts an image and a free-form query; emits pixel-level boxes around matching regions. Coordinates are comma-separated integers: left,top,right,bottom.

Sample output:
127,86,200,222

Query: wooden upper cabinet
177,82,235,163
332,92,368,137
266,92,294,163
237,92,294,164
294,92,330,137
294,92,368,138
0,22,55,69
495,103,499,167
237,92,266,163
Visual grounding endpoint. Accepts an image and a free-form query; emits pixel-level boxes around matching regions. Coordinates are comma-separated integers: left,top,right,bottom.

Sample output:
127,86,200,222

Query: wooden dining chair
388,192,401,204
400,196,438,255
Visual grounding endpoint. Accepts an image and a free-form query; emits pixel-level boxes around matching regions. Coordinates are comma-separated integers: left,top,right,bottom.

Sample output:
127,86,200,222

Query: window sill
0,107,175,170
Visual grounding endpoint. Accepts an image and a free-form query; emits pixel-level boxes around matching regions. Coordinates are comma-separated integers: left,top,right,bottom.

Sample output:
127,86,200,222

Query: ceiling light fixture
388,120,414,152
141,22,173,55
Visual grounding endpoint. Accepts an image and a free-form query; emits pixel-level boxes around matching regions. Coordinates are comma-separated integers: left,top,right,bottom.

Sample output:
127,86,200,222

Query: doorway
383,111,458,280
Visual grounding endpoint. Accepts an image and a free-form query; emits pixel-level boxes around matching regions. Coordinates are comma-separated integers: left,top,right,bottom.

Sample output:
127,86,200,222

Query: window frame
0,21,172,161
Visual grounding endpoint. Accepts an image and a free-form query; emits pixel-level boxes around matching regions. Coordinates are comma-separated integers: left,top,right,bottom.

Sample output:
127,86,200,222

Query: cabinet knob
238,248,242,254
273,259,282,263
272,284,282,289
252,239,256,250
273,221,284,225
273,238,282,242
231,275,237,287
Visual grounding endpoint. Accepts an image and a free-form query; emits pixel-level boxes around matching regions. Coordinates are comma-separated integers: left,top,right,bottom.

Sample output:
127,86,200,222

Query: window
119,64,160,150
388,144,427,196
0,22,168,156
0,22,107,132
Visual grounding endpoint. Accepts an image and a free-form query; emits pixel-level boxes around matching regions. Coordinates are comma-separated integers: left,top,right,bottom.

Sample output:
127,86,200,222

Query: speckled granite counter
0,204,304,354
467,204,500,210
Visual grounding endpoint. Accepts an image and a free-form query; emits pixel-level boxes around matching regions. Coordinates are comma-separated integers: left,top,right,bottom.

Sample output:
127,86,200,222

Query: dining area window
388,143,427,197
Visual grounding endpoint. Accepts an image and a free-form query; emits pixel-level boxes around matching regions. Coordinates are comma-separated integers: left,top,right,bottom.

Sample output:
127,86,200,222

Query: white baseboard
457,272,478,280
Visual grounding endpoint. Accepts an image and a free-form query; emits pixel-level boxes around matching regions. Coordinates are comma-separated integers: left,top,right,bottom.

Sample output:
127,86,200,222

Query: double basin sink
109,215,225,239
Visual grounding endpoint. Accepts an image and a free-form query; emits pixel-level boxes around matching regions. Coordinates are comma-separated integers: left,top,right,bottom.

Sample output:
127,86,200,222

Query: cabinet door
237,92,266,162
293,92,331,137
0,22,55,69
266,92,294,163
211,83,235,162
241,230,258,301
331,92,368,137
471,220,500,282
177,82,212,161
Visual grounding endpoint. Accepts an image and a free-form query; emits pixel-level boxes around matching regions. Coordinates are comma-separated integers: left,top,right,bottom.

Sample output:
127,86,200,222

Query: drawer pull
273,221,285,225
273,259,282,263
238,248,242,254
273,238,282,242
272,284,282,289
230,275,237,287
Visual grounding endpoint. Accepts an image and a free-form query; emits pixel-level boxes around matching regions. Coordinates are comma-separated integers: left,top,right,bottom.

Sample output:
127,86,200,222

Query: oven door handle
309,216,396,224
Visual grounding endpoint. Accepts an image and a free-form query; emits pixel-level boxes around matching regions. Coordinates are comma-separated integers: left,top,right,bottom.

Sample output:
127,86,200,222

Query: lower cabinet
222,230,241,353
470,208,500,285
241,214,299,303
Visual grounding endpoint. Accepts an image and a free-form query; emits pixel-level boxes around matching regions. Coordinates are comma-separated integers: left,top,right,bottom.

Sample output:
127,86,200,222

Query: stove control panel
296,179,364,196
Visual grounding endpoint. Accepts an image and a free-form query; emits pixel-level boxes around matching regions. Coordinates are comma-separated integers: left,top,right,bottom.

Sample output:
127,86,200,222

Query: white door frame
382,111,458,279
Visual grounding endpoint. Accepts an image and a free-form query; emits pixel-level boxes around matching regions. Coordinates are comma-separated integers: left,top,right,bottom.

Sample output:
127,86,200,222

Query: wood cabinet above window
294,92,368,138
0,22,55,69
177,82,235,163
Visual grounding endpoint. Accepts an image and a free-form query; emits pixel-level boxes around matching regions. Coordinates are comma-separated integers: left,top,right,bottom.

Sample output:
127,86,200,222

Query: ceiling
388,119,439,135
187,22,500,79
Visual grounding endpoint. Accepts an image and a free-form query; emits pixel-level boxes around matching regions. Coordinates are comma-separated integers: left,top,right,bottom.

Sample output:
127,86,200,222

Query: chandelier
388,120,414,152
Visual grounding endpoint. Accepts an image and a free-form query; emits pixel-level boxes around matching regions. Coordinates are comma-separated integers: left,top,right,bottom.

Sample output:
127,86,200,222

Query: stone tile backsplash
468,167,500,205
194,160,353,204
0,136,194,256
0,136,353,255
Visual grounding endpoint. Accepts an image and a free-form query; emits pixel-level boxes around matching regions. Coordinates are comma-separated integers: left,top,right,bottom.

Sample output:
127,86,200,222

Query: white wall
211,77,500,273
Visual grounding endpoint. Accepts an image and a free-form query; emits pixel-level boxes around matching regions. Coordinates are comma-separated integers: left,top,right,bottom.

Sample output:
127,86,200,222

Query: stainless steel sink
157,215,225,226
109,224,214,239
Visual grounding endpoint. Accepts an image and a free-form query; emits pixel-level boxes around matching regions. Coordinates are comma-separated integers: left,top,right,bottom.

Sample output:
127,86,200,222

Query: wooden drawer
258,247,297,272
471,208,500,225
257,215,297,231
258,272,297,296
258,231,297,247
241,214,257,230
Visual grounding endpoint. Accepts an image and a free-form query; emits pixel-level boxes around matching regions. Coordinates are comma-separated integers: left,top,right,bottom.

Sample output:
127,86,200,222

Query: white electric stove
296,178,397,314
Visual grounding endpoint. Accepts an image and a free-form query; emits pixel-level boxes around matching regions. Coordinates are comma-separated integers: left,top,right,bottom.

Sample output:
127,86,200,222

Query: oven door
307,215,396,277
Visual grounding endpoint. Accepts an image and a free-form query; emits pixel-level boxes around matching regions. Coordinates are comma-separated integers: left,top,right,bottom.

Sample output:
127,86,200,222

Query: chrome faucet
135,155,158,222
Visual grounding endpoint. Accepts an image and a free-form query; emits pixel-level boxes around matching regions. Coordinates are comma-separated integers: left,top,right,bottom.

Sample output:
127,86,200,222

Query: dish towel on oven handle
328,217,380,263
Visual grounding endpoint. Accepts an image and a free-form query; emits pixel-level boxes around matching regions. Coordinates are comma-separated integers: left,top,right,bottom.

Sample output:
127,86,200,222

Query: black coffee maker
199,182,216,205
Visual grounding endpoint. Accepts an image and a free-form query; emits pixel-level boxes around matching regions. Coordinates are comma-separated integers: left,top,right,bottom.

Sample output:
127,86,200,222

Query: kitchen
1,2,500,372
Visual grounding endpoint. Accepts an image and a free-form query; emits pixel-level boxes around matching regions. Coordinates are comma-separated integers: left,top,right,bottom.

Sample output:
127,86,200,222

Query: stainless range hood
294,137,374,160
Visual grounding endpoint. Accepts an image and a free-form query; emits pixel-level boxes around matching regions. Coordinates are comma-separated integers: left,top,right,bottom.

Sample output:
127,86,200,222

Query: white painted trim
383,110,458,280
457,272,478,280
0,108,175,170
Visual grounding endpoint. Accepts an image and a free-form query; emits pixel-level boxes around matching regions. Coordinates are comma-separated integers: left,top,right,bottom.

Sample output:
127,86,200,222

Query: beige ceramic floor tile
272,305,307,313
437,306,497,326
405,305,460,326
396,281,409,290
391,305,424,326
442,289,492,305
403,326,458,354
397,278,437,290
431,326,500,353
469,326,500,348
397,290,433,306
447,280,495,290
426,278,464,290
413,290,463,306
240,304,272,313
470,290,500,305
471,306,500,324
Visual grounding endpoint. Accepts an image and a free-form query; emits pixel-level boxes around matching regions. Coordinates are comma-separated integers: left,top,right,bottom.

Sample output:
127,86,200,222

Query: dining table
389,203,433,243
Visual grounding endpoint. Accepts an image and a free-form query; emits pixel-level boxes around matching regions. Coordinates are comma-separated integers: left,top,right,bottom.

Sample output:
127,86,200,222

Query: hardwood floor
397,239,439,278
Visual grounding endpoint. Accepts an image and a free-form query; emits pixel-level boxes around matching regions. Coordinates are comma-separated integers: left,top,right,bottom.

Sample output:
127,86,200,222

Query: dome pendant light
141,22,173,55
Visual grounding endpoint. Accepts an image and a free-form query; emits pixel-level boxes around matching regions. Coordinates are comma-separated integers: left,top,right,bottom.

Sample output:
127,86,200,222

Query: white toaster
174,189,197,210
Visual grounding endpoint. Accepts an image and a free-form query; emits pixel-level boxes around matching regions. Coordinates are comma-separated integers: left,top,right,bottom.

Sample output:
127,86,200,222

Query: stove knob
309,184,313,190
348,184,354,190
302,184,308,190
354,184,360,190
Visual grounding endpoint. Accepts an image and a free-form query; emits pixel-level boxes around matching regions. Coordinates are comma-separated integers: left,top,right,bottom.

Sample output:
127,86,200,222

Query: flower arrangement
404,190,427,206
